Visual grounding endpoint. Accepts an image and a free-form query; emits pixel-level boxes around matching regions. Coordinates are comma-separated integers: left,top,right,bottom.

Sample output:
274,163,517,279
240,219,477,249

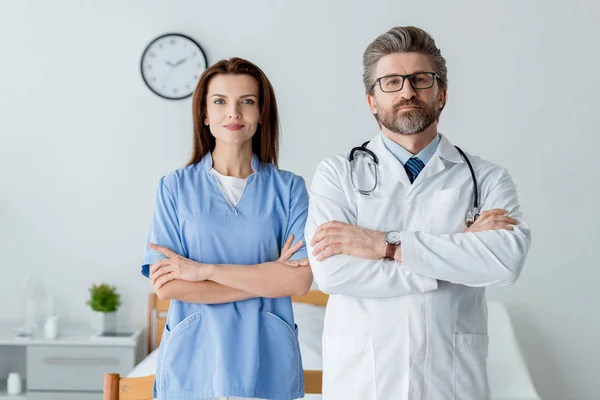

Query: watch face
140,33,207,100
386,230,401,244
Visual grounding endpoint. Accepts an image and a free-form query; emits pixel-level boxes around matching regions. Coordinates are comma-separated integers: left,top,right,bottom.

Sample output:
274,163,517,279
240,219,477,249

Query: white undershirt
209,168,249,207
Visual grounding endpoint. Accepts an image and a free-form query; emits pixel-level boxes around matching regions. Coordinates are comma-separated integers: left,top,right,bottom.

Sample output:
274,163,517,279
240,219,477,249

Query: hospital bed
103,291,541,400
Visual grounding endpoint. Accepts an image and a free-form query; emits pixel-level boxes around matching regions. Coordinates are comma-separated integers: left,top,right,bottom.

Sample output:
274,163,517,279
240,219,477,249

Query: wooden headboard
147,293,171,354
147,290,329,354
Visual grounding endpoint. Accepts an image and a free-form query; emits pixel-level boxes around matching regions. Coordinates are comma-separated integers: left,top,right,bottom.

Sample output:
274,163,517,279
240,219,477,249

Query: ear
367,93,378,115
204,115,209,126
438,88,447,110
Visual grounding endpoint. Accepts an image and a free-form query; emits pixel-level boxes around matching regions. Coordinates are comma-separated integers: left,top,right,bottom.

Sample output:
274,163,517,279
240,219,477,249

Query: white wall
0,1,598,398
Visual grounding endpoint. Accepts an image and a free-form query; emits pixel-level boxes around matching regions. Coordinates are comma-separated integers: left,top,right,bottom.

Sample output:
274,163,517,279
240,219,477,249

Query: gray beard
378,105,438,135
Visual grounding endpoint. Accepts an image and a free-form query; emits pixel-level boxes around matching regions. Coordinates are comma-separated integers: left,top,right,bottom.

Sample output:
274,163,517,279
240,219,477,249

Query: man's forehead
375,52,434,77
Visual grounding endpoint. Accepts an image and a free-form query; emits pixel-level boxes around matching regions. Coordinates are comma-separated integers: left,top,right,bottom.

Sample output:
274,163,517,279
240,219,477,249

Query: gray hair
362,26,448,95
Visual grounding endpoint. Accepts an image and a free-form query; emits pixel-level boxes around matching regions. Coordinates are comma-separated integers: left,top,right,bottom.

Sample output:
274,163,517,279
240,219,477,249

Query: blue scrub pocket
158,312,206,395
154,322,172,398
256,311,303,393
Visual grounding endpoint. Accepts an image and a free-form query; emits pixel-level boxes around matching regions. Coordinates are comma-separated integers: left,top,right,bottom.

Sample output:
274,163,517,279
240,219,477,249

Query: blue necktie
404,157,425,183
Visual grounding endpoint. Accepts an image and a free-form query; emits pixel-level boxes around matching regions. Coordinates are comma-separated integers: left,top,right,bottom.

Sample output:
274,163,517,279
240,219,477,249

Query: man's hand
311,221,386,261
466,209,518,233
149,243,212,289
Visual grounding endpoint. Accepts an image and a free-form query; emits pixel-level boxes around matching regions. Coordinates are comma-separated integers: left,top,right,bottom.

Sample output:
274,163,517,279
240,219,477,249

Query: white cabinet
0,325,144,400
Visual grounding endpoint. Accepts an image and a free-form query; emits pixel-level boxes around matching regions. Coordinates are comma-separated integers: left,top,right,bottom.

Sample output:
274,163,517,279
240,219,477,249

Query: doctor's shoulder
463,151,517,194
311,152,352,183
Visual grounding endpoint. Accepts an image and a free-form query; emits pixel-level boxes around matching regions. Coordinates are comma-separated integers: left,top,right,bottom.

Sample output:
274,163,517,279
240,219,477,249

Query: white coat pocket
425,187,469,234
322,336,376,400
453,333,491,400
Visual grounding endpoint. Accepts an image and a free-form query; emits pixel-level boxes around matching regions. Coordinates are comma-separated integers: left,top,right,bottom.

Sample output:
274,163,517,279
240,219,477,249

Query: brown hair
188,57,280,166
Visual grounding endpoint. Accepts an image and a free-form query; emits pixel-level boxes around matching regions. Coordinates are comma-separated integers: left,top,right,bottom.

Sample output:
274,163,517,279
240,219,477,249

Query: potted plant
86,283,122,333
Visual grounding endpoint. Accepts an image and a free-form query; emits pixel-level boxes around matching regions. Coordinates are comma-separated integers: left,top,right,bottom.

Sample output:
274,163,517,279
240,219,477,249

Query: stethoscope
349,142,480,227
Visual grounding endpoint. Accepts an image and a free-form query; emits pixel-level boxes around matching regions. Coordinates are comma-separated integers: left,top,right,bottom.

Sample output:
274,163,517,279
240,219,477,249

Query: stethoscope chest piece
465,207,480,228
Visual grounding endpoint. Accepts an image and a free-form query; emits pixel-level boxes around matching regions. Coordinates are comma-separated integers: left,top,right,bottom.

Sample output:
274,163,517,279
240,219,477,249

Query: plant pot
91,310,117,333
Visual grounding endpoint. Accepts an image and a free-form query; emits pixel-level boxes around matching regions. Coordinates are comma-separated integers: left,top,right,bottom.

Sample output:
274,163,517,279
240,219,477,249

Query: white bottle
44,316,59,339
7,372,22,395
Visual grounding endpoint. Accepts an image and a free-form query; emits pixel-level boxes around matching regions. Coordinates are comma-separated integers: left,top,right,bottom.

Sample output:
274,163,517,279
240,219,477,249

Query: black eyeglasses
371,72,441,93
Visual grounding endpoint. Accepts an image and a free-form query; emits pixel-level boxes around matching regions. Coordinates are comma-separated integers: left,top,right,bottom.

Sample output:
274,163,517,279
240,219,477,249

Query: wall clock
140,33,207,100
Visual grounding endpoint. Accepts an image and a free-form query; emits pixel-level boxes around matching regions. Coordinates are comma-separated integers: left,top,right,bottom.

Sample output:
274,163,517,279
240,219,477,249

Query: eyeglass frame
370,72,443,93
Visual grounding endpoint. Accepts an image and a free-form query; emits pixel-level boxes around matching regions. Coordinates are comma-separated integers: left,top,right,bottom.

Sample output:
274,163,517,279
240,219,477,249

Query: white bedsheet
128,347,159,378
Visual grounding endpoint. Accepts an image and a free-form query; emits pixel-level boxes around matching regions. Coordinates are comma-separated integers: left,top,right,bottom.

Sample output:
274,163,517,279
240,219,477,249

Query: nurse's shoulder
263,163,308,197
155,162,208,197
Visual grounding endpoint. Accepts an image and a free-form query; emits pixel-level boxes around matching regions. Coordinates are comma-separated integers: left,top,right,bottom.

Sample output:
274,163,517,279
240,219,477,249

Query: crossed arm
147,236,313,303
307,160,530,297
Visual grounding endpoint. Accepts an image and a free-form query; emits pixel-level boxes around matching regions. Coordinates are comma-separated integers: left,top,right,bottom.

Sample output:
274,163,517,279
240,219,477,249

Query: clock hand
173,57,188,67
177,51,200,65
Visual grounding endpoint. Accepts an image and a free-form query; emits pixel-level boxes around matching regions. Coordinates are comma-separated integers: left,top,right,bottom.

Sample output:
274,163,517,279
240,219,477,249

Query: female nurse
141,57,312,400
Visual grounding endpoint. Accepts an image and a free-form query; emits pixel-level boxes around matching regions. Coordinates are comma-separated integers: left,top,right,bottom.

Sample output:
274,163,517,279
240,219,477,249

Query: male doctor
305,26,531,400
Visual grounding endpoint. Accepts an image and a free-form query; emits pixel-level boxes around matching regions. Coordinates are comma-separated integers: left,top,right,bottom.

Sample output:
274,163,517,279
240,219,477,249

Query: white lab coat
305,133,531,400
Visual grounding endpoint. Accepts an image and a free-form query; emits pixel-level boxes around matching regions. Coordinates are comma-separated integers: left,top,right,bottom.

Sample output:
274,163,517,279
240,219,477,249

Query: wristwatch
384,230,401,260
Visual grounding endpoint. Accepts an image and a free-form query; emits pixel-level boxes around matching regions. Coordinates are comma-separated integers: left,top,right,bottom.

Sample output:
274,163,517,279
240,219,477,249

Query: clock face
140,33,207,100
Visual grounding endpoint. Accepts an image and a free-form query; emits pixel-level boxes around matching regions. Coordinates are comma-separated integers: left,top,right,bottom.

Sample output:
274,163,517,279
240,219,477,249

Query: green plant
86,283,122,312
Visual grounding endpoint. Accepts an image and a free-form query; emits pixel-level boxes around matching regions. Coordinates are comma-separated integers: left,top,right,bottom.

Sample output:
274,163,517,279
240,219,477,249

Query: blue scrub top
141,152,308,400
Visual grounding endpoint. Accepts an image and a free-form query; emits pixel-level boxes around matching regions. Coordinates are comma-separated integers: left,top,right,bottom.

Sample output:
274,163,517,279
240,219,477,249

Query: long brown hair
188,58,280,166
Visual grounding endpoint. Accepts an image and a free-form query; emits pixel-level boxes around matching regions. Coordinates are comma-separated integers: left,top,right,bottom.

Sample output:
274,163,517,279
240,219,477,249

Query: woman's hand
149,243,212,289
465,209,518,233
278,235,309,267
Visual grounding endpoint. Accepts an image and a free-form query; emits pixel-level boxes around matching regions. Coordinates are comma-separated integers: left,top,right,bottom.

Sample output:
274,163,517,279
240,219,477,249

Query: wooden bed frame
103,290,329,399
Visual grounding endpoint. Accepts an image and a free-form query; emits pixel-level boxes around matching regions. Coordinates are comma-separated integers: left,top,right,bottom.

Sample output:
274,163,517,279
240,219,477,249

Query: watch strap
385,242,399,261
